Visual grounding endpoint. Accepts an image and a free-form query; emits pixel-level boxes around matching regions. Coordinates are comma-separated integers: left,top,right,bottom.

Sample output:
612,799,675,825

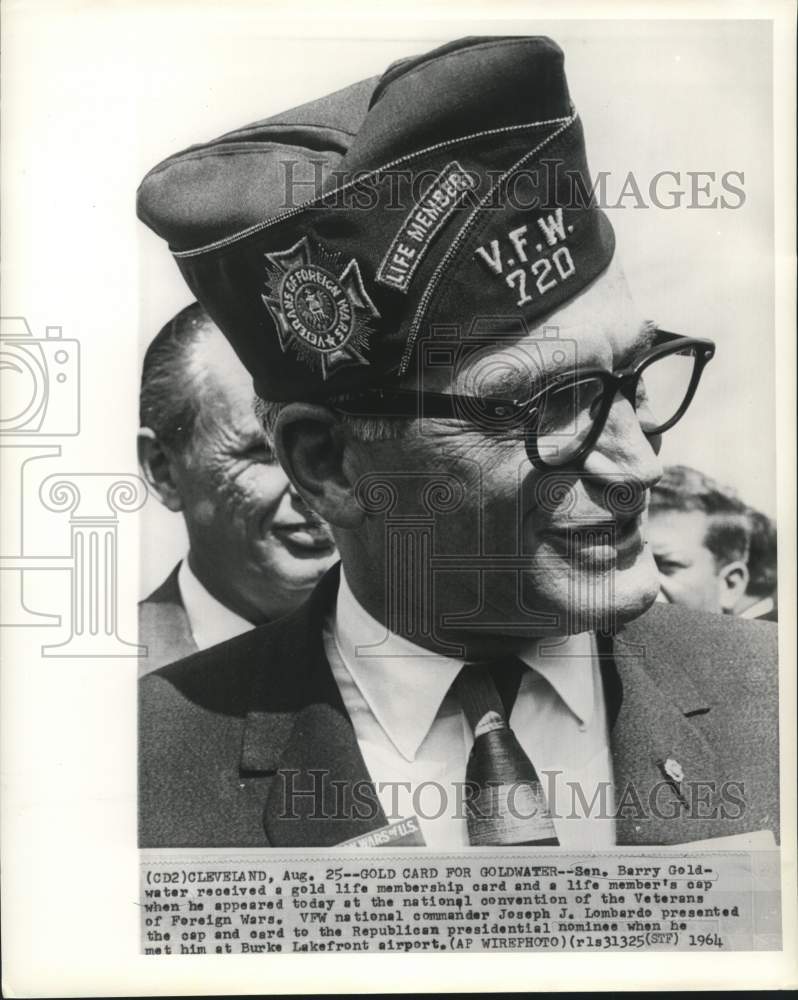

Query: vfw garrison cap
138,36,615,402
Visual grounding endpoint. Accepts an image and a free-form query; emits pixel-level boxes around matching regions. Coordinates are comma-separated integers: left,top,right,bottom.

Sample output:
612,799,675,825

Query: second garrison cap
138,36,615,402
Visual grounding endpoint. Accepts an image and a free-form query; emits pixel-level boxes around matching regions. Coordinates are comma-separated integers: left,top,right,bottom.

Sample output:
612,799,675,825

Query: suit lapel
138,563,197,674
262,691,388,847
239,566,387,847
602,622,723,845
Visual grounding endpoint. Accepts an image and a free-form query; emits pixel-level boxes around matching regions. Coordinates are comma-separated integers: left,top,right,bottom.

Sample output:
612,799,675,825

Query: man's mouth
272,521,336,554
541,514,645,563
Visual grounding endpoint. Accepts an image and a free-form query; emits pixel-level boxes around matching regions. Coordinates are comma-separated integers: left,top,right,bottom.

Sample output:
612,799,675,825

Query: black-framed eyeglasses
331,330,715,469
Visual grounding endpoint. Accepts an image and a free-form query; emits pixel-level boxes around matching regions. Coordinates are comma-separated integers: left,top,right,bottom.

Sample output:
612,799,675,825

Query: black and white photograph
1,2,795,995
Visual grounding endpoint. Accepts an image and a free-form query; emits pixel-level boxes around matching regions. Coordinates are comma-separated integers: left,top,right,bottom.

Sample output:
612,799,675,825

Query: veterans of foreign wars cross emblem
262,237,380,379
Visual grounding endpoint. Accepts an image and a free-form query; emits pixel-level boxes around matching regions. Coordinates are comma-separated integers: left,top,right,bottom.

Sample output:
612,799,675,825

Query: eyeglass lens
533,347,699,466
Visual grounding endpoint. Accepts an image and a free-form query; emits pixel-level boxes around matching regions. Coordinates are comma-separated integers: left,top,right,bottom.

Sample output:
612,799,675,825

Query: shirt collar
333,571,595,762
737,596,775,620
178,557,253,650
518,633,596,727
332,572,462,762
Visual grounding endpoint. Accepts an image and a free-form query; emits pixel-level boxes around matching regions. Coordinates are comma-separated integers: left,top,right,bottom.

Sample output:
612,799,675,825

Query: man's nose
581,392,663,490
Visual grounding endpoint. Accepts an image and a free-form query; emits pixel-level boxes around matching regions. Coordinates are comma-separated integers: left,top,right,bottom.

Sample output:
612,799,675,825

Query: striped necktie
454,660,560,846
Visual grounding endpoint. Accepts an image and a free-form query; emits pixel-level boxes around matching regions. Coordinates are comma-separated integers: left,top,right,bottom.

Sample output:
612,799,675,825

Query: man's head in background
138,302,337,624
736,508,778,619
648,464,750,614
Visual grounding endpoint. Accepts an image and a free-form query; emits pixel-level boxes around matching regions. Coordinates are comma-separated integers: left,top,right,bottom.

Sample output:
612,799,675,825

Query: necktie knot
454,661,510,735
454,657,524,730
472,710,505,737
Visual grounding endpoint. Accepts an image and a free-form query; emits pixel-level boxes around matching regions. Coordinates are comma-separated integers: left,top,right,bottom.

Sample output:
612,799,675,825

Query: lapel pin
657,757,688,808
661,757,685,784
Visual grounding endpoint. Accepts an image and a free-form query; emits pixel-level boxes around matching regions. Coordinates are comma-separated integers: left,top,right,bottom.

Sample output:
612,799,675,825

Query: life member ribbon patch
376,161,476,294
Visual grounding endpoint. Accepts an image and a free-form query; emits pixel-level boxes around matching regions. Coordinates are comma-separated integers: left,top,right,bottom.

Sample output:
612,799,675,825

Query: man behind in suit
137,303,337,673
137,36,778,849
647,465,752,615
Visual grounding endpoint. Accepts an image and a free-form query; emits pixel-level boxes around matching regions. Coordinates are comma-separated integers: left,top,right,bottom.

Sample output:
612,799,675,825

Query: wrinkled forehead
407,257,648,395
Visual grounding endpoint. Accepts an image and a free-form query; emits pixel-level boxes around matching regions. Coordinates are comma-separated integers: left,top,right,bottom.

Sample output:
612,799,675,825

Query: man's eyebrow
618,320,659,364
464,320,661,398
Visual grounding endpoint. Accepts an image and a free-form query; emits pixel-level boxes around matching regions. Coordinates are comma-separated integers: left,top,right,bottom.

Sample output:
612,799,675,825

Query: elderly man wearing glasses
137,37,777,850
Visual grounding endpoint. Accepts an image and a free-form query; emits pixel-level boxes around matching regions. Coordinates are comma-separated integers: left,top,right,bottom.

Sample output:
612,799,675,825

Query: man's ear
717,559,750,613
274,403,365,529
137,428,185,513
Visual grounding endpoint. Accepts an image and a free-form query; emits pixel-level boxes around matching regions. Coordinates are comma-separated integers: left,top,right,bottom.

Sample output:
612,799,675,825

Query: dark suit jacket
140,565,779,848
138,564,197,676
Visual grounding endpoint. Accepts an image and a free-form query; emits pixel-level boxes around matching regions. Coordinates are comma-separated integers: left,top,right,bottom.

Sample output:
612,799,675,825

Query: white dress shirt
737,596,775,620
177,558,253,650
324,571,616,849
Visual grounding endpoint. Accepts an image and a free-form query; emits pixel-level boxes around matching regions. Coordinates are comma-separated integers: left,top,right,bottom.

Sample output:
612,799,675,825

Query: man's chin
544,586,658,636
519,553,661,634
259,545,338,592
601,558,661,625
611,584,659,625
